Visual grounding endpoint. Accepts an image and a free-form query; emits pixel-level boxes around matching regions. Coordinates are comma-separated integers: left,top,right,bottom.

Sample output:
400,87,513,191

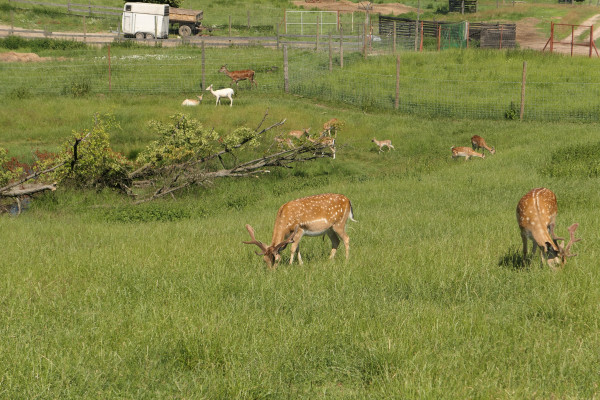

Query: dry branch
0,131,90,198
133,139,333,204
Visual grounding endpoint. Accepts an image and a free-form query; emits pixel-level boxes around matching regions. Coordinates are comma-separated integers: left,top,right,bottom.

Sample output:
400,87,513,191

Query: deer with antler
471,135,495,155
516,188,581,269
243,193,356,269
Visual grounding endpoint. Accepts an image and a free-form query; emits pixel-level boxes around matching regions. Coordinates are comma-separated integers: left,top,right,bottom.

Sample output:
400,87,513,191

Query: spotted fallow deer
307,135,336,159
322,118,340,137
451,146,485,161
243,193,356,269
471,135,496,155
516,187,581,269
288,128,310,139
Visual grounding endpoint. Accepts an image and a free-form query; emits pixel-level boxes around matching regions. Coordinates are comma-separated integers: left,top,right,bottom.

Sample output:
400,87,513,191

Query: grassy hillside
2,40,600,397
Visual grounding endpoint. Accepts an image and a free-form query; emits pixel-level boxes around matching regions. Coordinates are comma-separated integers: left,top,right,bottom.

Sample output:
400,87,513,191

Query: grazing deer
516,187,580,269
323,118,340,137
451,146,485,161
274,136,295,149
181,95,202,106
218,65,258,88
308,135,336,159
471,135,496,155
243,193,356,268
206,84,234,107
288,128,311,140
371,138,395,153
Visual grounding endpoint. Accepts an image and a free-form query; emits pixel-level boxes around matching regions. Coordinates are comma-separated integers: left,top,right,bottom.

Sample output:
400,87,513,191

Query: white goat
181,95,202,106
206,84,234,107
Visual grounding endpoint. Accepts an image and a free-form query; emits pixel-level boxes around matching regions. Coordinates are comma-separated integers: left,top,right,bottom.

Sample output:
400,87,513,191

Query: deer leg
326,229,340,260
289,229,304,265
521,230,528,260
332,225,350,260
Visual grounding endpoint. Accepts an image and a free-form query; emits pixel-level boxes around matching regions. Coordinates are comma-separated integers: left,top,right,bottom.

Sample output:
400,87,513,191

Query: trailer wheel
146,33,155,39
178,24,192,37
135,32,145,39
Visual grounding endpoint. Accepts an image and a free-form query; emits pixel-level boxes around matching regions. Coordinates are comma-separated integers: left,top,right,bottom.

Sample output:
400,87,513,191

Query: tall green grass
2,89,600,397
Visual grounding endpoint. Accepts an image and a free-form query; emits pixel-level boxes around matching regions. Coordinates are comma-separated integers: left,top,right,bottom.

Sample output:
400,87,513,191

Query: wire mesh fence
2,45,600,122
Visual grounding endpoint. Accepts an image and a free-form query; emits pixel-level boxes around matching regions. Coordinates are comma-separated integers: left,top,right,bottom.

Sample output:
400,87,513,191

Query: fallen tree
0,111,335,214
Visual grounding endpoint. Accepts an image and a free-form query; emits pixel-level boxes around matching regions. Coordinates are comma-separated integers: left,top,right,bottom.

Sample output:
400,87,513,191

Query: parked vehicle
122,2,170,39
170,7,205,36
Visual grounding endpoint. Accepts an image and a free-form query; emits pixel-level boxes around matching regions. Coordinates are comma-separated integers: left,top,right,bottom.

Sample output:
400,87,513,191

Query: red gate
543,22,599,57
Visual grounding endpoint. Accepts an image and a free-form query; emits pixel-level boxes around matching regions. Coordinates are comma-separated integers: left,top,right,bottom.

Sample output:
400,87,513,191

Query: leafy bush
103,204,195,222
0,148,19,186
61,78,92,97
36,113,131,189
137,113,257,167
0,35,88,51
9,87,32,99
504,101,518,120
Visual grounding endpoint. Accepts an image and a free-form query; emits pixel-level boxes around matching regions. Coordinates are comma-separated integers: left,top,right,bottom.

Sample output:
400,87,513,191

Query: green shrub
61,78,92,97
9,87,33,99
0,36,88,51
504,101,518,120
540,142,600,178
36,113,131,189
102,204,195,222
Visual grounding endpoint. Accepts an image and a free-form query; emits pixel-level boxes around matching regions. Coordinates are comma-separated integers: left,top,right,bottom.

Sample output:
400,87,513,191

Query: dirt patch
292,0,415,15
515,17,548,50
0,51,68,62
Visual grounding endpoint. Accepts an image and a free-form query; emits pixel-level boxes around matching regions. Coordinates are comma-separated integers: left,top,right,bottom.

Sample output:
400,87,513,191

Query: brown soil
0,51,69,62
0,51,49,62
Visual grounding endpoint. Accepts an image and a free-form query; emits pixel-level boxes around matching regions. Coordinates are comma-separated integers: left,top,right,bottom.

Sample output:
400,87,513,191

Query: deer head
547,222,581,267
517,188,581,268
243,224,297,269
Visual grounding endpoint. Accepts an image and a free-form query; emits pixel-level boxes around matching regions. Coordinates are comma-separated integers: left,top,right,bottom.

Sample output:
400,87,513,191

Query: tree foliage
137,113,257,167
36,113,131,189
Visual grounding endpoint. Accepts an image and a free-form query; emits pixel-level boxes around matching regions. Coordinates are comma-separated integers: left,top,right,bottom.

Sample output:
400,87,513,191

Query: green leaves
137,114,258,167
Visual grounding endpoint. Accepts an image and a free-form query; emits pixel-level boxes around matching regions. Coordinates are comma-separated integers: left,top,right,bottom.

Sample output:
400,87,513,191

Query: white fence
285,11,339,35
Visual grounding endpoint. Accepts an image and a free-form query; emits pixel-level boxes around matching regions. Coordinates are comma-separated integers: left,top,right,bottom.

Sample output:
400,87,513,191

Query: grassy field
2,40,600,397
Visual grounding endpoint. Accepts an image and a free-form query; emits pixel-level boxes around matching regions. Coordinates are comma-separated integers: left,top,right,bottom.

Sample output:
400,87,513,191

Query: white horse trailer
122,3,170,39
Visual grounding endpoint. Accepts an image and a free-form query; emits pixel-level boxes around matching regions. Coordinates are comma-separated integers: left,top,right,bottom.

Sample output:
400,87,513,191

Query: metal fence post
329,32,332,71
393,21,396,53
340,26,344,68
283,45,289,93
315,15,320,52
520,61,527,121
201,41,205,90
83,16,86,42
108,44,111,92
395,56,400,110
